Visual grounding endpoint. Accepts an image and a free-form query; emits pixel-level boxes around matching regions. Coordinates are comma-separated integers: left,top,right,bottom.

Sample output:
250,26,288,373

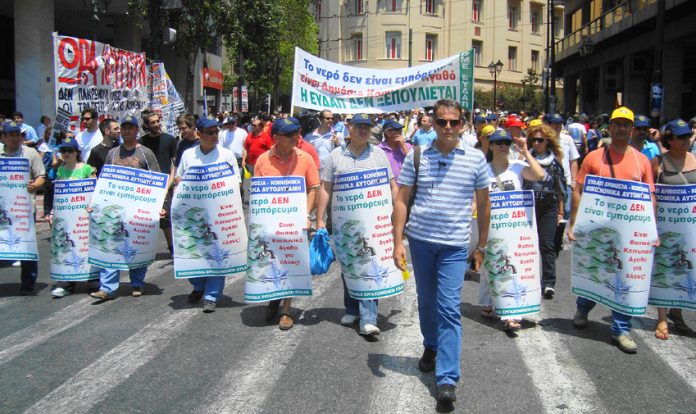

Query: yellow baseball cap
480,125,496,137
528,119,543,127
610,107,634,122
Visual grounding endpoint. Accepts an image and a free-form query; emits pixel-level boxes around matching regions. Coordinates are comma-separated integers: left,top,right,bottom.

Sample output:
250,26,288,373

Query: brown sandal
480,307,495,318
279,313,294,330
504,319,521,332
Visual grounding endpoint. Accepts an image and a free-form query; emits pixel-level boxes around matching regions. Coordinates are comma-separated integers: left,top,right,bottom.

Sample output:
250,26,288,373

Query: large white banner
51,179,99,281
331,168,403,299
53,33,148,128
484,191,541,317
571,175,657,315
172,162,248,278
245,176,311,302
88,166,168,270
292,47,474,114
649,184,696,310
0,159,38,261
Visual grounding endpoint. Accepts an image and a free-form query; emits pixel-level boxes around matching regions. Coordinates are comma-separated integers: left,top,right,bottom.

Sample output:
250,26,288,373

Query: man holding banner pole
393,99,490,404
567,106,658,354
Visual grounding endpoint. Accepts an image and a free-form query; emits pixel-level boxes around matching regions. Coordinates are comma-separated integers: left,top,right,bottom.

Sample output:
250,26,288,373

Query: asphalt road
0,218,695,414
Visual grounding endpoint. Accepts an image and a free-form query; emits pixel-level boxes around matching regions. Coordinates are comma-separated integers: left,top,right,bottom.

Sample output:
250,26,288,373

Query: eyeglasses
82,117,92,121
531,138,546,144
435,119,461,128
59,148,76,154
200,129,219,135
492,140,512,146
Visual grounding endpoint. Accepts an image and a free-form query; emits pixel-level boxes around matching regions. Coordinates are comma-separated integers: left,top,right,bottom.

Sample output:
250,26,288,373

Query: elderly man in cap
567,106,656,354
316,113,398,336
90,115,162,300
304,109,344,177
630,114,660,161
1,121,45,294
256,117,320,329
380,119,412,180
410,114,437,147
175,115,240,313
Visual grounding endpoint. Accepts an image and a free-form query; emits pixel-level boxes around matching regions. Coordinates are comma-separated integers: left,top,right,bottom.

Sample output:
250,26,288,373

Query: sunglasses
201,129,219,135
434,119,461,128
531,138,546,144
82,117,92,121
59,148,76,153
493,140,512,146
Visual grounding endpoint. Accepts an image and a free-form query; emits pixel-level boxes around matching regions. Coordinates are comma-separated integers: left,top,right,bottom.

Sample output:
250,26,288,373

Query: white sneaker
51,287,70,298
360,323,381,336
340,314,359,326
12,260,20,267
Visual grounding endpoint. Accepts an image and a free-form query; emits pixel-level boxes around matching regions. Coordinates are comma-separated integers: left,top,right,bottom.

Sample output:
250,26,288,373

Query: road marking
195,270,340,414
514,307,606,414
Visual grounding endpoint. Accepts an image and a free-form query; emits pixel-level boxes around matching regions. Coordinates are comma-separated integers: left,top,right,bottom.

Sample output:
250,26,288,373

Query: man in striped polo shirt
393,99,491,404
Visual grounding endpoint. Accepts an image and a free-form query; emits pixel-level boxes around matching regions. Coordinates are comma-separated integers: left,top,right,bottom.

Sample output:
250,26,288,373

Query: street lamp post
488,60,503,112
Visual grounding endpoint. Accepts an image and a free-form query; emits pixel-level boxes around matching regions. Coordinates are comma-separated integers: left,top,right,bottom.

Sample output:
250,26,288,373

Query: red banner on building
203,68,224,90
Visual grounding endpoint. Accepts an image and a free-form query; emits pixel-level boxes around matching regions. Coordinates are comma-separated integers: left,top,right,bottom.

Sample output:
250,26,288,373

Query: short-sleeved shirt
243,131,273,166
254,147,320,188
105,144,160,172
398,145,488,247
378,141,411,181
0,146,46,180
633,140,660,161
219,127,248,158
320,143,394,184
487,160,527,192
174,138,200,168
412,128,437,147
75,129,103,162
87,142,116,176
20,123,39,143
139,132,177,175
176,145,240,182
56,163,94,180
567,123,587,145
296,138,321,169
304,127,345,174
577,145,654,192
559,133,580,183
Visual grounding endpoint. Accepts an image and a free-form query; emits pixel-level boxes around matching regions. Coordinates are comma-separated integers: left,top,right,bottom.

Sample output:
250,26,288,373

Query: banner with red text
291,47,474,114
148,62,186,136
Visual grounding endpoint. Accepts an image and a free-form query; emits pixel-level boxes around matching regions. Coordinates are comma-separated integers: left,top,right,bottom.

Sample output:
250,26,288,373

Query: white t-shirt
458,132,478,149
486,160,527,192
176,145,240,183
219,128,248,159
567,122,587,144
75,129,103,162
559,132,580,183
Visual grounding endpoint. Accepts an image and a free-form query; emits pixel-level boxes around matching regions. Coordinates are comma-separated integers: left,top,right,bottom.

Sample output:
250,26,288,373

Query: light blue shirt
304,128,345,175
631,140,660,161
20,123,39,143
398,145,488,247
412,128,437,147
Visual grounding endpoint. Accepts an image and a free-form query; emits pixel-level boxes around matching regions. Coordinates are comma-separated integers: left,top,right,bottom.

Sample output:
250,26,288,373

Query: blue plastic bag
309,228,335,275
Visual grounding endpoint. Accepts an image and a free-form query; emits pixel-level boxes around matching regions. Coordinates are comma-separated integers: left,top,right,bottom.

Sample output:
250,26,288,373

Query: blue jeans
189,276,225,302
98,266,147,295
342,275,378,330
564,185,572,219
576,296,632,335
408,237,469,386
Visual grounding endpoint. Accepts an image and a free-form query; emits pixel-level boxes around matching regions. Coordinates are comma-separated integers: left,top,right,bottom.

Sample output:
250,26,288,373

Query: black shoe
203,300,216,313
418,348,436,373
187,290,204,304
266,299,281,321
19,286,34,296
437,384,457,403
543,287,555,299
65,282,77,294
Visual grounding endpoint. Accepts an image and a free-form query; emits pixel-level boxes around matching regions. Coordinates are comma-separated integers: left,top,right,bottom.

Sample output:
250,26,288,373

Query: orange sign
203,68,224,90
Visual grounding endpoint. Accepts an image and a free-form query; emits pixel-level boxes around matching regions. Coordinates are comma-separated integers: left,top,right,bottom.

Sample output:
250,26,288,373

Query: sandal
667,310,692,334
480,307,495,318
654,320,669,340
504,319,521,332
279,313,294,330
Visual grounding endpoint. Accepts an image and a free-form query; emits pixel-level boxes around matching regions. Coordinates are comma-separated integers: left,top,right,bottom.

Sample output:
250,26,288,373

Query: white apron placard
0,159,38,260
331,168,402,299
172,163,248,278
51,179,98,281
571,175,657,315
649,184,696,310
484,190,541,317
245,176,311,302
88,165,168,269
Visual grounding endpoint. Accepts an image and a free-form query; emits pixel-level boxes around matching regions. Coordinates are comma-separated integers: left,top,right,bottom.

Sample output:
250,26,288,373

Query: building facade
555,0,695,122
313,0,564,106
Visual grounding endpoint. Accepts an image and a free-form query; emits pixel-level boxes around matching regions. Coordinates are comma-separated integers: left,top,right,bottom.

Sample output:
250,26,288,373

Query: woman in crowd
479,129,544,332
586,117,604,153
49,137,96,297
523,124,566,299
652,119,696,339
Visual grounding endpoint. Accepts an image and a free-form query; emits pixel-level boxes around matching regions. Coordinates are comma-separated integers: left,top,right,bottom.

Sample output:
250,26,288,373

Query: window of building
355,0,364,15
425,0,435,14
472,40,483,67
425,34,437,61
349,33,363,61
508,46,517,71
386,0,402,12
531,10,541,33
508,5,518,29
472,0,482,22
531,50,539,73
386,31,401,59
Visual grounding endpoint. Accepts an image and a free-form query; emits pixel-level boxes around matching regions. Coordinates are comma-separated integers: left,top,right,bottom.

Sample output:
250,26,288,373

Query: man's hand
394,242,407,271
471,248,484,272
331,134,340,146
567,225,576,241
160,209,167,218
27,181,39,193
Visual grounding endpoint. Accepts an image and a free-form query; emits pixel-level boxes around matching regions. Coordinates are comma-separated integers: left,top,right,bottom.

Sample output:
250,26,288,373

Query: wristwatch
476,245,486,254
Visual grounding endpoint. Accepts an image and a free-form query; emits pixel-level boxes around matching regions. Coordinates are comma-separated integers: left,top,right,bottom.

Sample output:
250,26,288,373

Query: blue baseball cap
543,113,564,124
488,129,513,143
383,119,403,131
351,113,371,126
634,114,650,128
485,114,498,121
58,136,80,150
196,115,218,130
223,116,237,125
271,117,301,135
120,115,139,127
473,115,486,124
2,121,21,134
665,119,691,136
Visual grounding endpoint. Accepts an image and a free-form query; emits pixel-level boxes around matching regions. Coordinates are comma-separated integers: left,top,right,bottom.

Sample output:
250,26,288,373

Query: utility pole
549,0,557,114
407,0,412,67
650,0,665,126
544,0,551,113
237,51,245,114
148,0,163,60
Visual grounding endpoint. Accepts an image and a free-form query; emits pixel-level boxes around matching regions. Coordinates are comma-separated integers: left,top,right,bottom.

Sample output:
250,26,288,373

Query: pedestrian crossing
0,245,695,413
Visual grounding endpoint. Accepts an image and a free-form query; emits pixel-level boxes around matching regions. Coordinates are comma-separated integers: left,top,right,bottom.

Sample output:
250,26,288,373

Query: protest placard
0,159,38,261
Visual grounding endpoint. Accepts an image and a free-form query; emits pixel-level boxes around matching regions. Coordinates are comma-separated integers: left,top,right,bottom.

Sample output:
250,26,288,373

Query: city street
0,218,695,414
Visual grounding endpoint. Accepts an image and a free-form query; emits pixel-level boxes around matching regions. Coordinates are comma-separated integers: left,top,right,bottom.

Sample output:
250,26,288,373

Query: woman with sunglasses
49,137,96,297
523,125,566,300
479,129,544,332
652,119,696,339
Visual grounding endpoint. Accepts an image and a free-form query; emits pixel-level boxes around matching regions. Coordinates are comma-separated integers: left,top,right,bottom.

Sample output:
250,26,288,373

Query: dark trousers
21,260,38,289
535,195,559,289
43,179,54,216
